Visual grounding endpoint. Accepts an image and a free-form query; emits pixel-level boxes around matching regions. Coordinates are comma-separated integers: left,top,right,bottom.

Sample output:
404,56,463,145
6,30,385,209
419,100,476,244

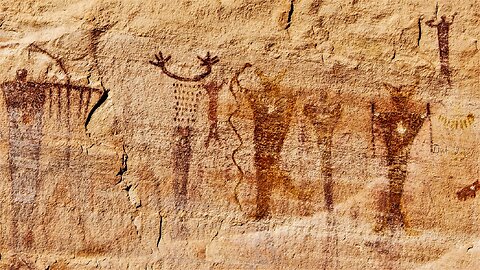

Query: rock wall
0,0,479,269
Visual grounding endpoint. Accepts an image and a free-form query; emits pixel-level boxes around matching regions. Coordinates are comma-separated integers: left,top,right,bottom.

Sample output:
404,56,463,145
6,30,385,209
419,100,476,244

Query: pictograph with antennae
150,50,221,210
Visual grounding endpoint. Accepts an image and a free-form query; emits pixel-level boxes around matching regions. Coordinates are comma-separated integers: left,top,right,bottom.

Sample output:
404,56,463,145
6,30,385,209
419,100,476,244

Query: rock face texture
0,0,479,269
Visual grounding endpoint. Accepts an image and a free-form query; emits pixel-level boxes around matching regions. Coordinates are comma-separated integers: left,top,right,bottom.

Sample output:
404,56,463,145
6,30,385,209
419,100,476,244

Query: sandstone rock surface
0,0,479,269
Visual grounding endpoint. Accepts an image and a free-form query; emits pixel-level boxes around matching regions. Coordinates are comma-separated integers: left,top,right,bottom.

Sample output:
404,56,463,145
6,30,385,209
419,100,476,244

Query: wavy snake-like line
228,76,245,211
227,64,251,212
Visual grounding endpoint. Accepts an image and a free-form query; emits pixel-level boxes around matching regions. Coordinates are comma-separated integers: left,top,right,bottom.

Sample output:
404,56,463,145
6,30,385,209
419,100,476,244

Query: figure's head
16,69,27,82
254,68,286,92
383,83,415,109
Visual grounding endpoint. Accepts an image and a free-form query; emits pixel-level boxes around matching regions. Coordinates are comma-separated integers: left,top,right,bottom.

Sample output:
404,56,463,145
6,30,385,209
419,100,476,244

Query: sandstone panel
0,1,479,269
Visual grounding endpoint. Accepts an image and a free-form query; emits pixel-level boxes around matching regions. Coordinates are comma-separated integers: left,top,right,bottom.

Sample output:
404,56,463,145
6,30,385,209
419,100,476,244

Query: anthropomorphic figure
150,51,219,207
303,96,342,212
426,14,455,86
303,94,342,269
231,63,307,220
371,83,430,231
1,64,102,252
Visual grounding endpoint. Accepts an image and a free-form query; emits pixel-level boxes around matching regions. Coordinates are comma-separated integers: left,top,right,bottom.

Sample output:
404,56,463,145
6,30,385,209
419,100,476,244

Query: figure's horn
254,69,271,85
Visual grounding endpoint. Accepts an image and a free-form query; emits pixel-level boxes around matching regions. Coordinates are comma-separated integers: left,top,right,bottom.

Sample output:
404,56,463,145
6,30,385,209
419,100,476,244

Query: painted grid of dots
173,83,202,127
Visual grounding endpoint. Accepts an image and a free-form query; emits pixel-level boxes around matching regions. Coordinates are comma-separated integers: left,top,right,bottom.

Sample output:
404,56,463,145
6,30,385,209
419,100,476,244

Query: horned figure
426,14,456,86
150,51,220,207
371,83,430,231
1,44,104,252
303,95,342,212
230,63,307,220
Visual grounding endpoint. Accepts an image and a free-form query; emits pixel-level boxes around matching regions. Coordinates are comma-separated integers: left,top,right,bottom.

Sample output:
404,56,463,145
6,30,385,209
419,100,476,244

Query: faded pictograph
426,14,456,86
303,94,342,269
437,113,474,130
457,180,480,201
230,63,308,220
371,83,431,231
1,44,103,251
303,95,342,212
150,51,220,208
203,80,224,148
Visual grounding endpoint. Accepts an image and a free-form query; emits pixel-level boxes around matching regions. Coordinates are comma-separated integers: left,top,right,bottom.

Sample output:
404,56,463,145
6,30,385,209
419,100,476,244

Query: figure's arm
443,13,456,25
150,51,219,82
421,102,431,119
427,13,456,28
425,19,437,28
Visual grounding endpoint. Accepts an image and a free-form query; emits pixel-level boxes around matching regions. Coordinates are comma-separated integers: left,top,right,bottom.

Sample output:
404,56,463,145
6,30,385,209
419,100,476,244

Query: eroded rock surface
0,1,479,269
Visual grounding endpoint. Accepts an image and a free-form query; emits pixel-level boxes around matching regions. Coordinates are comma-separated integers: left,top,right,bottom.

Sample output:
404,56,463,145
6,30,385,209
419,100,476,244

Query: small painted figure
457,180,480,201
426,14,455,86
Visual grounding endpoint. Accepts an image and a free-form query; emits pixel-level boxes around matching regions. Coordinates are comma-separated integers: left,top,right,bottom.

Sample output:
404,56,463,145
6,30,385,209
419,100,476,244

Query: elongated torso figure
372,84,429,231
232,64,305,220
303,97,342,212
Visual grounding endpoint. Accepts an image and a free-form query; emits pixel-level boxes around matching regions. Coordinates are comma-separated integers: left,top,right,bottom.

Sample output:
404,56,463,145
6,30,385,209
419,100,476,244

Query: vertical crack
285,0,295,30
417,17,423,46
157,215,163,248
84,89,109,130
116,144,128,180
